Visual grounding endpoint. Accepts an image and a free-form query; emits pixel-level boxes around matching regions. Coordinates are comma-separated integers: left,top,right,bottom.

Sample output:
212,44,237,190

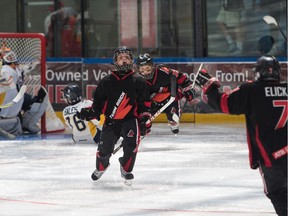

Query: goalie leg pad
0,117,22,136
22,95,48,134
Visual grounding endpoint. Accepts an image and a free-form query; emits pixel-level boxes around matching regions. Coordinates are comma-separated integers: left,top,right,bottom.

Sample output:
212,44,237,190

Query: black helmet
113,46,134,73
136,53,154,80
255,55,280,82
63,83,82,105
136,53,153,67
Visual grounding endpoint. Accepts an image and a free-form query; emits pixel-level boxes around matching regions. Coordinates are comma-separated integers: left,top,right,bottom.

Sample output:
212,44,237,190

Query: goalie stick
0,85,27,108
263,15,287,42
113,74,177,155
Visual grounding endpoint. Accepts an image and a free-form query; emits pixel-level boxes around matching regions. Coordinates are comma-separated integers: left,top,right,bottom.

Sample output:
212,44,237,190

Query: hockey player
136,53,195,134
77,46,151,183
0,49,48,135
0,51,24,136
63,83,101,144
195,55,287,216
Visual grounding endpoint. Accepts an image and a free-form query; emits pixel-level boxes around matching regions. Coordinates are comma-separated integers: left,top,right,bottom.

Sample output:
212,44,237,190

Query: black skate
169,122,179,134
120,164,134,186
91,165,109,181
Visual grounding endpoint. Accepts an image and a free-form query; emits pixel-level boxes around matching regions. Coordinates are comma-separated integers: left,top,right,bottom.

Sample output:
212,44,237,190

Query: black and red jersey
146,65,192,103
92,70,151,121
207,81,287,168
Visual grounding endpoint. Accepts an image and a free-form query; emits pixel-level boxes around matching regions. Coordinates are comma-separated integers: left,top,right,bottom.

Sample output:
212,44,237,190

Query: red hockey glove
76,107,100,121
195,69,220,94
182,85,196,102
139,112,152,136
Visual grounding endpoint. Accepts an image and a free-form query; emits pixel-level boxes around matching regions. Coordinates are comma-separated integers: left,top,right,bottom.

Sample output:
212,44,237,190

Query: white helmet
2,51,18,64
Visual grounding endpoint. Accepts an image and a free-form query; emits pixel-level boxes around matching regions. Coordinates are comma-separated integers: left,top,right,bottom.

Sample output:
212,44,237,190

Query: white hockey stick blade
263,15,278,26
0,127,16,140
0,85,27,109
263,15,287,42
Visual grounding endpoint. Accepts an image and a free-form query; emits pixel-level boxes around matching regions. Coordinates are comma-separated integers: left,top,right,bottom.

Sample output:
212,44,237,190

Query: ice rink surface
0,123,277,216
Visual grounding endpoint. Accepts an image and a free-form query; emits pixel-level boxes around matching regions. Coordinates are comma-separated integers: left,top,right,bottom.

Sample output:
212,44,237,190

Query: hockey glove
182,85,196,102
139,112,152,136
77,107,100,121
195,69,220,94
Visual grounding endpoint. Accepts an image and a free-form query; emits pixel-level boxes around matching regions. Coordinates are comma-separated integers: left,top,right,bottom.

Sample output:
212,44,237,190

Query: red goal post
0,33,65,133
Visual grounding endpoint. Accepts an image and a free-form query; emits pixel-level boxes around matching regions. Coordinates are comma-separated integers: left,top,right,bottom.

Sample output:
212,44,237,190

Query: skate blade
124,179,132,186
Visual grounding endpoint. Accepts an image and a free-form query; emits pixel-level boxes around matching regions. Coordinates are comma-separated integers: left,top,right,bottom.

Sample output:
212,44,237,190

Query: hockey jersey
145,65,192,103
63,99,101,144
207,81,287,168
0,65,24,118
92,70,150,121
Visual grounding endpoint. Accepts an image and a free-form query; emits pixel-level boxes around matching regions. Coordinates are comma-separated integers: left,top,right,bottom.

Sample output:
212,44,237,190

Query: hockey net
0,33,65,133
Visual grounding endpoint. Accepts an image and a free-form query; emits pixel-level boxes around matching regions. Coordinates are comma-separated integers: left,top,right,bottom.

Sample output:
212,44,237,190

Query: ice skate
169,121,179,134
91,164,109,181
120,164,134,186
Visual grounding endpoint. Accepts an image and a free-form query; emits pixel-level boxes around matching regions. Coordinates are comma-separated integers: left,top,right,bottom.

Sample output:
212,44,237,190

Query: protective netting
0,33,65,133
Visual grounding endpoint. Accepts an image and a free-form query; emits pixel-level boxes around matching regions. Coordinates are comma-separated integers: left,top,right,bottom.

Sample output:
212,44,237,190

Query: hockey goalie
0,49,48,137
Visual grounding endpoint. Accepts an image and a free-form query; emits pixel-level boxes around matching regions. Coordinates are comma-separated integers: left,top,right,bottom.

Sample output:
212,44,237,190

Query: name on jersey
110,91,125,118
265,87,287,97
64,107,78,115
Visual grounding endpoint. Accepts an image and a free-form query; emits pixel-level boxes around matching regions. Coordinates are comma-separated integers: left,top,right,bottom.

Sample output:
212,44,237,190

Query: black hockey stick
263,15,287,42
0,85,27,108
113,74,177,155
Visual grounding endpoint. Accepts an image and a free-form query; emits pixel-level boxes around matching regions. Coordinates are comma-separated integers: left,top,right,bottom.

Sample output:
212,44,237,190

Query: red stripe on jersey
255,125,272,167
246,129,254,168
220,93,229,114
177,75,186,85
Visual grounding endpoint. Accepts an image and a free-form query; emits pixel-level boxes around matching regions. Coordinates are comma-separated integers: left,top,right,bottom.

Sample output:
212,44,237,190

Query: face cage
113,50,134,72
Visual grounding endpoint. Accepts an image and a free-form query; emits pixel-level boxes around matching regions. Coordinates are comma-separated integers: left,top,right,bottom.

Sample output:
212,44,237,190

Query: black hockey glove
76,107,100,121
139,112,152,136
195,69,220,94
182,85,196,102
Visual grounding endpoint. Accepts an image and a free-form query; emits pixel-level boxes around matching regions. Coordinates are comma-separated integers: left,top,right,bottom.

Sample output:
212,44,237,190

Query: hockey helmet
2,51,18,65
113,46,134,73
254,55,280,82
0,46,11,58
63,83,82,105
136,53,154,80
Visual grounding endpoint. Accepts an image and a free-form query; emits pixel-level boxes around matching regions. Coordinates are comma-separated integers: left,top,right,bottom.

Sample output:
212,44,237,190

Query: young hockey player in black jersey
195,55,287,216
136,53,195,134
77,46,151,184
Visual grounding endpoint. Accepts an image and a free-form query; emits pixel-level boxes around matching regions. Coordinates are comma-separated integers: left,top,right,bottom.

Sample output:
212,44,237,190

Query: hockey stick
173,63,203,122
0,127,16,140
263,15,287,42
113,74,177,155
0,85,27,109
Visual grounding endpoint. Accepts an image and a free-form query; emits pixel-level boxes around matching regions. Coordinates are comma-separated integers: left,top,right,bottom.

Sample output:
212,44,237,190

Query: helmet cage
63,84,82,105
2,51,18,65
113,46,134,72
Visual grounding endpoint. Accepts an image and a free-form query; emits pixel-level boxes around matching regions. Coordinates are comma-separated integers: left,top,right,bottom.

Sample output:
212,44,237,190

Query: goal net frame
0,32,65,133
